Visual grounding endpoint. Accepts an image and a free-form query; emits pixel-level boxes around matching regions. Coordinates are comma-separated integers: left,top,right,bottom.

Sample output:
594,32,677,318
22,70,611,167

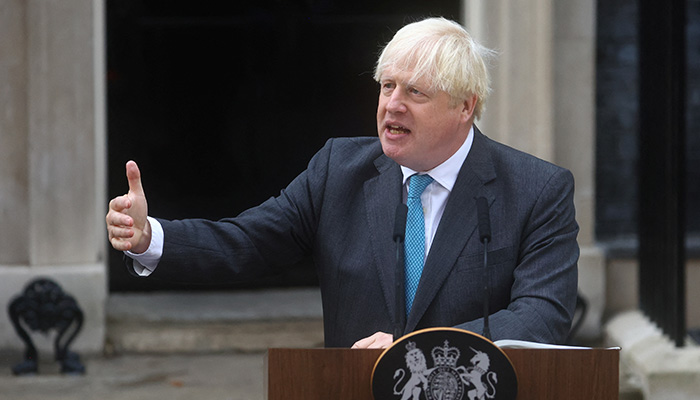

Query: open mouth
387,124,411,135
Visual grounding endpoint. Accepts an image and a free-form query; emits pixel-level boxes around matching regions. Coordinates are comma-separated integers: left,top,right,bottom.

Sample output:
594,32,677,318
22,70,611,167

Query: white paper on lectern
494,339,620,350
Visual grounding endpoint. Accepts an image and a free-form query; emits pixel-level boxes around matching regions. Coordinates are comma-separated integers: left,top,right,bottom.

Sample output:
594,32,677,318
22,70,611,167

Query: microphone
476,197,492,340
393,203,408,341
476,197,492,243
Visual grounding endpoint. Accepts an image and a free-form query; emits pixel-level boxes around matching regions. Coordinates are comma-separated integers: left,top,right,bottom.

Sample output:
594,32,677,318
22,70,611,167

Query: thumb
125,160,145,196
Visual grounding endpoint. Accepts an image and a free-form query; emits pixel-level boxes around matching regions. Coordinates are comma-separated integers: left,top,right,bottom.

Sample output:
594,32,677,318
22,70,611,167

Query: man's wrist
131,218,152,254
125,217,163,272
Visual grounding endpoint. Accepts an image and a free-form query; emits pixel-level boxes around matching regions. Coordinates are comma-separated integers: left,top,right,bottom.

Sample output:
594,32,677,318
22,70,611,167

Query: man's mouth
387,124,411,135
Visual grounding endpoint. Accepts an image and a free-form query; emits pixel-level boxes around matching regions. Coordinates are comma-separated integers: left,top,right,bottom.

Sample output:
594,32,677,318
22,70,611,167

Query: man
106,17,579,349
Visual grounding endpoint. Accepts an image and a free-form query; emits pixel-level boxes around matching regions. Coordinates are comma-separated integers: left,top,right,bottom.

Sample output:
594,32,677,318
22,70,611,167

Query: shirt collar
400,125,474,192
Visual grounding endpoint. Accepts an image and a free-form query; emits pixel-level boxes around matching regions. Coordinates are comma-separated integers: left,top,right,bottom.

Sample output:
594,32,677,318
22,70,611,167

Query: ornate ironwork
7,278,85,375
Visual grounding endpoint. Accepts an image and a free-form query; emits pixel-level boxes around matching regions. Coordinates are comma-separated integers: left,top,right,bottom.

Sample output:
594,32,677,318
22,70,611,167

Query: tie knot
408,174,433,199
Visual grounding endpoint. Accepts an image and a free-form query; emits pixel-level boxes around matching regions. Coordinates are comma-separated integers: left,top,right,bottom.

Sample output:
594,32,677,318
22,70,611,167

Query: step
106,288,324,354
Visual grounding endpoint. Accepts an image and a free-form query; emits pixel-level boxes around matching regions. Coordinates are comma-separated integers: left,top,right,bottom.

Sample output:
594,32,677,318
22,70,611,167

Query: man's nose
386,90,407,113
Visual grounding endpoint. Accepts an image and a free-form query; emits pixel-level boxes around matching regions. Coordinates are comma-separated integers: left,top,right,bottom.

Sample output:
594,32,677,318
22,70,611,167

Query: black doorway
106,1,460,291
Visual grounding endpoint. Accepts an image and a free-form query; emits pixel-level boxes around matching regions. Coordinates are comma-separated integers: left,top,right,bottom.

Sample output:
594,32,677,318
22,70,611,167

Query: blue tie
404,174,434,315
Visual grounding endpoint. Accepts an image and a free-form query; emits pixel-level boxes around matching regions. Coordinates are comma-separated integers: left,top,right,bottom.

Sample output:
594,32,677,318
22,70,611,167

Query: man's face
376,68,474,172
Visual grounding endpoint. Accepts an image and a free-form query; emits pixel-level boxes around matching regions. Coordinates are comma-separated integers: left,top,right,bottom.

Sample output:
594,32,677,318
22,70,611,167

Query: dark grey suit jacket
131,128,579,347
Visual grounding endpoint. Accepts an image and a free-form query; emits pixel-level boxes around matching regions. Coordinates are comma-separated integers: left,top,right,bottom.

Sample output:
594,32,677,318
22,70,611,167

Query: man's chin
380,142,405,163
380,138,426,169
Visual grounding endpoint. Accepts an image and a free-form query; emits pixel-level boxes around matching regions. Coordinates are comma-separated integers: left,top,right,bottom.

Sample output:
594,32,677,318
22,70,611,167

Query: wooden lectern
266,347,619,399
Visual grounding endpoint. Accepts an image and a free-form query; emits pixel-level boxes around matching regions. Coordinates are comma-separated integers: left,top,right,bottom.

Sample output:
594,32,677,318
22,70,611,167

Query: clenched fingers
108,194,132,213
351,331,394,349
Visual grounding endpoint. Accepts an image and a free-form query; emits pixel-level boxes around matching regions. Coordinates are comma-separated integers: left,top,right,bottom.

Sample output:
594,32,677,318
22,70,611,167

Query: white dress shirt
399,126,474,258
127,126,474,275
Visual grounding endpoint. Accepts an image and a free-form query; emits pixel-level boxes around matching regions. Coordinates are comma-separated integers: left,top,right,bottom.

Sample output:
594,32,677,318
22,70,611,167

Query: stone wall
0,0,107,354
464,0,604,341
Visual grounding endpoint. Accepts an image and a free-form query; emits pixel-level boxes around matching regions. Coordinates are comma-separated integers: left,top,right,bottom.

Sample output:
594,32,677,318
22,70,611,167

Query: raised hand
106,161,151,253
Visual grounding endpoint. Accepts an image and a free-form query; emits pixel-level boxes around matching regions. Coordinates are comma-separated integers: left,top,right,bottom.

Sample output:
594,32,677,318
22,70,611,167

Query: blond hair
374,17,495,119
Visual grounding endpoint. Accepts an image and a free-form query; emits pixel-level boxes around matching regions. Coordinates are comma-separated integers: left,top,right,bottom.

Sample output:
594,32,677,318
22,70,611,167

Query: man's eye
381,82,395,95
409,87,423,96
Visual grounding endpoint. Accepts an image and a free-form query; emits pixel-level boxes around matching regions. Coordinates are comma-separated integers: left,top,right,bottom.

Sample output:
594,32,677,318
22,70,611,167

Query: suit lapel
364,153,403,329
406,128,497,332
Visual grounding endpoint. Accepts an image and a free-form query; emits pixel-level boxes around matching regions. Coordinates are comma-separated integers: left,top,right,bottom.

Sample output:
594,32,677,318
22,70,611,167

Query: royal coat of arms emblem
373,328,516,400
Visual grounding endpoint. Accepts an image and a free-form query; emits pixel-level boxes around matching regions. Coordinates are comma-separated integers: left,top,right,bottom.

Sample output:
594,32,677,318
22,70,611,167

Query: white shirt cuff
125,216,164,276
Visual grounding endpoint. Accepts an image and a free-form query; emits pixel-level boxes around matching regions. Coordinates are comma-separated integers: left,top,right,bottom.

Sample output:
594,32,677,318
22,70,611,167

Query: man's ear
461,94,478,123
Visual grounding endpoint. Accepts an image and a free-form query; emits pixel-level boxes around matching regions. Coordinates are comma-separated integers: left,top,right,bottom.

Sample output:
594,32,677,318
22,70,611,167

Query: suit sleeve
126,139,335,283
456,168,580,344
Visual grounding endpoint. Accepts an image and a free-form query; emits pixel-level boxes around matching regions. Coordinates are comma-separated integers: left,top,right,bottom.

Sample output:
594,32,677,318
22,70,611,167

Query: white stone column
0,0,106,354
0,0,30,264
463,0,605,340
463,0,554,159
551,0,605,340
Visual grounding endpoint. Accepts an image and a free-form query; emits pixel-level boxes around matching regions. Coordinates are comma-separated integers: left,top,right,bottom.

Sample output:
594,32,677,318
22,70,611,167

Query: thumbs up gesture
106,161,151,253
